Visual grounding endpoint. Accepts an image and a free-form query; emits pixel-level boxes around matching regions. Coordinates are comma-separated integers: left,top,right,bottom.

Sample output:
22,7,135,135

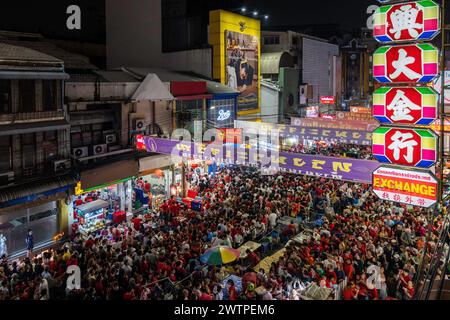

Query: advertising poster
225,30,259,112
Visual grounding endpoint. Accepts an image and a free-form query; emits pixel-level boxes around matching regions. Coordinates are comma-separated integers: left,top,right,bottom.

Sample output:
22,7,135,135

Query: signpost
370,0,440,211
372,166,438,208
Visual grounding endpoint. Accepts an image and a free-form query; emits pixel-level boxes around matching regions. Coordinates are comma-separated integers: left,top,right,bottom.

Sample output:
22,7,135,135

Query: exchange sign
372,166,438,208
373,87,438,125
372,127,437,168
373,43,439,83
373,0,440,43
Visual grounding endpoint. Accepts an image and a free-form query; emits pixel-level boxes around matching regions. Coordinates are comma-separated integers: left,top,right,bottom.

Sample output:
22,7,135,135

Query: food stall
73,200,109,238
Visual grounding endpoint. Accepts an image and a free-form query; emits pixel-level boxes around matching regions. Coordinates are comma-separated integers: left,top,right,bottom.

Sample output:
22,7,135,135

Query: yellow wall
209,10,261,116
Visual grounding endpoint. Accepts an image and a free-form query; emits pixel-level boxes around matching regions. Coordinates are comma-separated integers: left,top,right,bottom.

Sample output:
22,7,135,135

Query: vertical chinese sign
371,0,440,208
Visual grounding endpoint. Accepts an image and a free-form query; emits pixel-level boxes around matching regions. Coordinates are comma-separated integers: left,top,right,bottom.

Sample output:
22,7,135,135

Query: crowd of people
0,166,447,300
287,142,373,160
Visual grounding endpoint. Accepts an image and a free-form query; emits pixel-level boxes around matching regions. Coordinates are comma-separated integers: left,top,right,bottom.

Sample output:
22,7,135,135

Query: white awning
131,73,174,101
261,51,294,75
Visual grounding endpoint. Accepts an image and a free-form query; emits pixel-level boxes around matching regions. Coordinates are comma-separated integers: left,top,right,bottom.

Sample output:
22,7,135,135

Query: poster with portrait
225,30,259,113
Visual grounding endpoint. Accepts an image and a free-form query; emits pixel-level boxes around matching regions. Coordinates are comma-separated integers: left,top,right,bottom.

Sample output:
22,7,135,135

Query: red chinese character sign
373,43,439,83
374,1,440,43
372,127,437,168
373,87,438,125
372,166,438,208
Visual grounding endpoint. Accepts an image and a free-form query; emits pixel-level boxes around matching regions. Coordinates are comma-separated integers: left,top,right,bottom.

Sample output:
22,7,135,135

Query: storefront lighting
253,11,258,16
264,15,269,20
241,7,246,13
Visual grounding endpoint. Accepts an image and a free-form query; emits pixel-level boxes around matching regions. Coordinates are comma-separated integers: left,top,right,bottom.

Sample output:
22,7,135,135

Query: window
208,98,235,128
263,35,280,45
43,131,58,164
0,136,11,172
0,80,11,113
19,80,35,112
42,80,57,111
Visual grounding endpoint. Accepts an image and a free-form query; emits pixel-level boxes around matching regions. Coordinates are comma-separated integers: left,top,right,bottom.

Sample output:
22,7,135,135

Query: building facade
0,43,74,257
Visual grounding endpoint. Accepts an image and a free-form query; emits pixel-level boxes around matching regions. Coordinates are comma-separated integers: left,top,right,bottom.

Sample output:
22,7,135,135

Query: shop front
71,159,138,237
0,175,75,257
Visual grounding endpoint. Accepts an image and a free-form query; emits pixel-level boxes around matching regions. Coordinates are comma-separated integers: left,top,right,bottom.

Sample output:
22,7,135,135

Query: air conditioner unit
0,171,14,185
105,134,117,144
134,119,146,131
73,147,88,159
93,144,108,155
53,159,71,172
108,145,121,152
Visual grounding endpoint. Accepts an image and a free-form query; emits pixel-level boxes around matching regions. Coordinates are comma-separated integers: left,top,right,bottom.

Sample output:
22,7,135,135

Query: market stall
73,200,109,237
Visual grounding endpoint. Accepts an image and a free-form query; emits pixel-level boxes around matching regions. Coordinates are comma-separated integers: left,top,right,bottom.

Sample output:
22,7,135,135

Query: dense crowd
0,166,446,300
288,142,373,160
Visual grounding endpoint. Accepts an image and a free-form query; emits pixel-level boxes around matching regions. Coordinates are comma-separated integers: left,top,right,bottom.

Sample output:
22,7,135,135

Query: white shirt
269,213,278,228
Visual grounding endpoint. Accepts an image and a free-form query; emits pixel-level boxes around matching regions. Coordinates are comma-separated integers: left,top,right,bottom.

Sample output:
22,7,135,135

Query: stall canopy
76,199,109,213
261,51,294,75
131,73,174,101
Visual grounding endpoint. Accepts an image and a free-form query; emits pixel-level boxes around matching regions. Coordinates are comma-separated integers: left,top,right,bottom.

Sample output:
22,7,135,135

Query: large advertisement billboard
209,10,261,115
225,30,259,112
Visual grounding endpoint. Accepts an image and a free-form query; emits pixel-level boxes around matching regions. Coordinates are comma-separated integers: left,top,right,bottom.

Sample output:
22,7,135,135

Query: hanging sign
373,0,440,43
373,43,439,83
372,166,438,208
372,127,437,168
373,86,439,125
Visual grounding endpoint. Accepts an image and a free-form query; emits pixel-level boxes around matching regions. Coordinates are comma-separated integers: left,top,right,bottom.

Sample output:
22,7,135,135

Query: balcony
0,110,65,125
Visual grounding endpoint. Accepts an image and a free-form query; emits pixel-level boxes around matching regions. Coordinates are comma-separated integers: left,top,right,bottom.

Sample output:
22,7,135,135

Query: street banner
292,117,378,131
373,86,439,125
373,43,439,83
139,136,379,183
372,127,437,168
374,0,440,43
234,120,372,145
372,166,438,207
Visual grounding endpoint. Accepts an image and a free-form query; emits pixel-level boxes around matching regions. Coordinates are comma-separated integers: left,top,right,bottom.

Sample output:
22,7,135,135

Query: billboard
372,166,438,208
140,137,379,183
373,87,439,125
210,10,261,115
373,1,440,43
225,30,259,113
372,127,437,168
373,43,439,83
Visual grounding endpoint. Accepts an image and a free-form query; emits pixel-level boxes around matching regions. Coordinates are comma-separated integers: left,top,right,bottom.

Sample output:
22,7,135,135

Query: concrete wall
260,83,279,123
106,0,211,78
302,38,339,104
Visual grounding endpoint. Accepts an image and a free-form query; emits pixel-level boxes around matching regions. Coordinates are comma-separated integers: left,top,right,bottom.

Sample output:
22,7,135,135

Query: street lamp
253,11,258,16
264,15,269,20
241,7,246,13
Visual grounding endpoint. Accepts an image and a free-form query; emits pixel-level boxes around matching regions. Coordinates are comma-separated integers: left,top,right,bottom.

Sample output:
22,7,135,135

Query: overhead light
253,11,258,16
241,7,246,13
264,15,269,20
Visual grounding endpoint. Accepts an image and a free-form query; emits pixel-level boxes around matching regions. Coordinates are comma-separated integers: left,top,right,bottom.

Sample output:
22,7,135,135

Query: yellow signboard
209,10,261,116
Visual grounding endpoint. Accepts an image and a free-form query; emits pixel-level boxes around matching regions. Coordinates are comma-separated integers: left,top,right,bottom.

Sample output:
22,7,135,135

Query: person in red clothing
247,249,260,267
226,280,237,300
144,181,151,193
343,282,359,300
343,258,355,281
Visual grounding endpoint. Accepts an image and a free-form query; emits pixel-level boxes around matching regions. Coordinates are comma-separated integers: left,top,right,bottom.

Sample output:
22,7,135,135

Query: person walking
25,229,34,258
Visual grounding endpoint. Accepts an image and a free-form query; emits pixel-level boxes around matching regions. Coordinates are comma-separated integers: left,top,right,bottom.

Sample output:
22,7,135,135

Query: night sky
0,0,447,42
246,0,377,31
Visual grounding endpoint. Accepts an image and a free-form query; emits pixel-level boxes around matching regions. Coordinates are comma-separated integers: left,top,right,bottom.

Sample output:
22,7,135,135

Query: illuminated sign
373,86,438,125
372,127,437,168
320,96,336,104
306,106,320,118
217,109,231,121
373,1,440,43
136,134,146,151
373,43,439,83
372,166,438,208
